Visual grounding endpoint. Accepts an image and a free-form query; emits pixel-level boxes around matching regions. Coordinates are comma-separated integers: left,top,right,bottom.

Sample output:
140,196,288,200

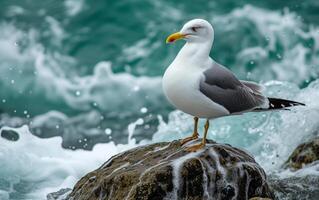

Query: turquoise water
0,0,319,199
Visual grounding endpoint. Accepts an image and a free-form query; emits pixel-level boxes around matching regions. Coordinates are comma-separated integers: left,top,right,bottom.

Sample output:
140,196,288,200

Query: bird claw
180,133,199,146
185,142,205,152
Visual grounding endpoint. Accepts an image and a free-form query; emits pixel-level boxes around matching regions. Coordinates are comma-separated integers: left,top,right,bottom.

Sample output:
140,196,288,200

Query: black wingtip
299,102,306,106
268,97,305,110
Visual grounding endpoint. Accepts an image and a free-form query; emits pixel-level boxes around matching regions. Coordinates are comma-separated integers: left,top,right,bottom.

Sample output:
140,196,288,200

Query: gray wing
199,63,267,113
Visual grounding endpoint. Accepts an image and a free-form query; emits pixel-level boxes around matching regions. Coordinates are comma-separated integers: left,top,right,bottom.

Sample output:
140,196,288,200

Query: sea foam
0,125,139,200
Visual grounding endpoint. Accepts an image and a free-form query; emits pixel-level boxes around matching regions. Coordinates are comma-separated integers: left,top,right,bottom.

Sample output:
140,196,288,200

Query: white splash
127,118,144,145
0,125,138,199
214,5,319,84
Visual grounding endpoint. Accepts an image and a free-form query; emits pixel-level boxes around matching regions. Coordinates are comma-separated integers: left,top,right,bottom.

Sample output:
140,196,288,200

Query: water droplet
136,118,144,124
144,124,150,129
2,99,6,103
56,125,60,129
75,91,81,96
140,107,148,113
249,60,255,65
133,85,140,92
23,110,28,114
105,128,112,135
11,80,15,84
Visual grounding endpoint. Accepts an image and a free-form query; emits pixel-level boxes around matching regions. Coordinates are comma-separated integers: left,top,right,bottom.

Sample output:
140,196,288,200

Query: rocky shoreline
48,137,319,200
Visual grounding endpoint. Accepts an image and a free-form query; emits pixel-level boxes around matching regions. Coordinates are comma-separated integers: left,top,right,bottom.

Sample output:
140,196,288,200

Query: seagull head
166,19,214,44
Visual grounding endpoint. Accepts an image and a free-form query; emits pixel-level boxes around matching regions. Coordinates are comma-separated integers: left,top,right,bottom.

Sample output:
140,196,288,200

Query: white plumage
162,50,230,119
162,19,304,151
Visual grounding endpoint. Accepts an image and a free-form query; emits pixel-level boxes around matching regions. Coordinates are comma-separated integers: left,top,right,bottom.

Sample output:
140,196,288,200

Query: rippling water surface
0,0,319,199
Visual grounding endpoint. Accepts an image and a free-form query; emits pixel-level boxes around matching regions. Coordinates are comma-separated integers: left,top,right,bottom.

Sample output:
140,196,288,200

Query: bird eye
191,26,201,32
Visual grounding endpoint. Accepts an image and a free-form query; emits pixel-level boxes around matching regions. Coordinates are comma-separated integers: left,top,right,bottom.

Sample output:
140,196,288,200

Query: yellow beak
166,32,185,43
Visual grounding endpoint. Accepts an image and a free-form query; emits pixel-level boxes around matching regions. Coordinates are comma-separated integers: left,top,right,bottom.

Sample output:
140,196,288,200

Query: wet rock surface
0,129,19,141
285,137,319,170
269,175,319,200
68,139,274,200
47,188,71,200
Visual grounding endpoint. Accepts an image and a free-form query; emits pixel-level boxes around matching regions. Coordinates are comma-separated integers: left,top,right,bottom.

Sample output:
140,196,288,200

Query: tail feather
255,97,305,111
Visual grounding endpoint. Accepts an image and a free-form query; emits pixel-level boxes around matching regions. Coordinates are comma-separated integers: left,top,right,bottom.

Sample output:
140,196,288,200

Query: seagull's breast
162,61,229,119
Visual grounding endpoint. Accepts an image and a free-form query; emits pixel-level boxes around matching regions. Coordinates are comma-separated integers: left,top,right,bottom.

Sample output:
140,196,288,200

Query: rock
47,188,72,200
269,175,319,200
68,139,274,200
0,129,19,141
285,137,319,169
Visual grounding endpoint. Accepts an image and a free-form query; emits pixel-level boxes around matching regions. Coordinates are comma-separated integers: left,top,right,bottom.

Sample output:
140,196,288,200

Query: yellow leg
180,117,199,146
185,119,209,152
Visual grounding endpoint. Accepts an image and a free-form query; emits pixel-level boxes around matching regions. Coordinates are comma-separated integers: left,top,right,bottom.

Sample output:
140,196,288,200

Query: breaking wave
0,2,319,199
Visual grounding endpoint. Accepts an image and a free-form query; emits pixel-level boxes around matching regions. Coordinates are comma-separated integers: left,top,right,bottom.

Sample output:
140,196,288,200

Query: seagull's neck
176,41,213,64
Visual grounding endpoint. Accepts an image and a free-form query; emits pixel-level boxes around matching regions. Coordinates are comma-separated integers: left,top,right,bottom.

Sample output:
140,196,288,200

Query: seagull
163,19,305,152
